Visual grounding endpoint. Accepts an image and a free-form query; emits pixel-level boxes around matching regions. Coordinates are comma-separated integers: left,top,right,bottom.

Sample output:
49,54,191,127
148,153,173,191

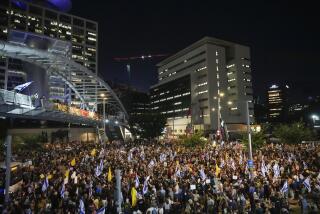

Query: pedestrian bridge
0,38,128,120
0,88,107,126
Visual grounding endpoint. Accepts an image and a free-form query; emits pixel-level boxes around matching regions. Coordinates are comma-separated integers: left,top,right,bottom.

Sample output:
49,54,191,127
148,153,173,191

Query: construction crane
113,53,169,85
113,53,169,62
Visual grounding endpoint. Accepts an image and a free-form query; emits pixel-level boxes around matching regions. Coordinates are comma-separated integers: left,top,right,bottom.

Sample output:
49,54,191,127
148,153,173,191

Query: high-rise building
0,0,97,101
108,82,150,117
267,84,289,122
150,37,254,134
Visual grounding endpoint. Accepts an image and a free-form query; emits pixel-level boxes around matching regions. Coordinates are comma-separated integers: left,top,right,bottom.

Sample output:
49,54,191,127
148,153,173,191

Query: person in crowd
1,138,320,213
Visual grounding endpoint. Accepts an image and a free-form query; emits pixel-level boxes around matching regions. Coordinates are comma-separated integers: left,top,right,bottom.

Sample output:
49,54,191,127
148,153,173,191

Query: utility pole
5,135,12,205
246,101,254,179
115,169,122,213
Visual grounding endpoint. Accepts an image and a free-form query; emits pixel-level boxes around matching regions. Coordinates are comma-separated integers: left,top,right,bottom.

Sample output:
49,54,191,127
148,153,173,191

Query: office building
267,84,289,122
0,0,97,102
150,37,254,134
108,82,150,117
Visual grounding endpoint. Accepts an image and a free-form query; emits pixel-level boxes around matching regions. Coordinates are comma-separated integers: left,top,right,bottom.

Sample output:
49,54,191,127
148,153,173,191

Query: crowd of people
1,138,320,213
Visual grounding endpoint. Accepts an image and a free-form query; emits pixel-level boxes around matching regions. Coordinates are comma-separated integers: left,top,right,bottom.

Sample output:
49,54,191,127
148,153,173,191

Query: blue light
11,0,72,12
48,0,72,12
11,0,27,10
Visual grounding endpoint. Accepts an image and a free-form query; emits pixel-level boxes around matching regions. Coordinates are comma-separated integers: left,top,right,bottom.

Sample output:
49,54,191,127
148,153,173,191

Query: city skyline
70,0,320,99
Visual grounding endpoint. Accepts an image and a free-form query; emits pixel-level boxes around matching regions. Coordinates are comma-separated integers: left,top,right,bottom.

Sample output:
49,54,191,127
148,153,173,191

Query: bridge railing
48,103,99,120
0,89,32,108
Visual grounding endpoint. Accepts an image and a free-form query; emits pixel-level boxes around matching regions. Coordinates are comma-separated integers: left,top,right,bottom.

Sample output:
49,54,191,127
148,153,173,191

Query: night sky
71,0,320,101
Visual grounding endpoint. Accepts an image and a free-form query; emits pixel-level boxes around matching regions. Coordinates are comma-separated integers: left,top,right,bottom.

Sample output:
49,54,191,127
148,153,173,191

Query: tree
129,112,167,139
242,131,266,150
273,122,315,144
179,131,207,148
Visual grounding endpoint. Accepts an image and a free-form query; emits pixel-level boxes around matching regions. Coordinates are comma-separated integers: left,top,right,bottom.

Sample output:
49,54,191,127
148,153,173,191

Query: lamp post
214,92,224,141
311,114,319,127
246,100,254,180
100,93,106,133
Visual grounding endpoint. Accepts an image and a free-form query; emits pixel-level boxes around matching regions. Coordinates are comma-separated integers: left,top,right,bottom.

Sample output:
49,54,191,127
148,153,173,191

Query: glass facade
150,75,191,119
0,0,98,94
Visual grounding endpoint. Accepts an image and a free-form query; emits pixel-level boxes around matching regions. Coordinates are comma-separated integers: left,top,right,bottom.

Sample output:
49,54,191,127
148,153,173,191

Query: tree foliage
179,131,207,148
273,122,315,144
129,112,167,139
242,131,266,150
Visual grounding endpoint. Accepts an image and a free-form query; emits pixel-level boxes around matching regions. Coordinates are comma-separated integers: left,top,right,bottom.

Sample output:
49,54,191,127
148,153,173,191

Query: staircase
105,124,124,141
97,126,107,144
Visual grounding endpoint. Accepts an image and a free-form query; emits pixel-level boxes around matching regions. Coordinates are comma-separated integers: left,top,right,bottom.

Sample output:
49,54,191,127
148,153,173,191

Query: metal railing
0,89,32,108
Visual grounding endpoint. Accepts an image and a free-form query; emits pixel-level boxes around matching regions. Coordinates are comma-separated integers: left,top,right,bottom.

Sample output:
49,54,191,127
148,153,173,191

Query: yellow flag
47,174,53,180
70,158,76,166
215,164,221,177
131,187,137,207
176,160,179,166
91,148,96,157
65,169,70,178
108,166,112,182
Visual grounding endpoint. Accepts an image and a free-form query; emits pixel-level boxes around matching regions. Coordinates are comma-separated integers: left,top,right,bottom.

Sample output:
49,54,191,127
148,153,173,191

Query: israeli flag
199,169,207,181
303,177,311,192
273,163,280,177
175,167,181,178
231,160,236,170
96,207,105,214
159,153,166,162
261,161,267,177
79,198,85,214
95,165,102,177
128,152,133,162
148,160,155,168
42,177,49,192
13,81,33,92
143,176,150,195
60,183,65,198
303,161,308,170
99,159,104,172
135,175,140,188
280,181,288,193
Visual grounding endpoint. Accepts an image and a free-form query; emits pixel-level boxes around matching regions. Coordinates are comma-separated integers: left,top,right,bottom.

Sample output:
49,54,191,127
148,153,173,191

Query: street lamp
214,92,224,142
245,100,253,180
311,114,319,126
100,93,107,133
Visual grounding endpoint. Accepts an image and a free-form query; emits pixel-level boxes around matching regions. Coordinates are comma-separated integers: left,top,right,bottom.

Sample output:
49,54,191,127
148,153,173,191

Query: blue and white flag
60,182,65,198
159,153,166,162
79,198,85,214
14,81,33,92
135,175,140,188
303,161,308,170
199,169,206,181
143,176,150,195
99,159,104,172
175,167,181,178
148,160,155,168
96,207,105,214
42,177,49,192
303,177,311,192
95,159,104,177
261,161,267,177
128,152,133,162
273,163,280,178
95,165,102,177
280,181,288,193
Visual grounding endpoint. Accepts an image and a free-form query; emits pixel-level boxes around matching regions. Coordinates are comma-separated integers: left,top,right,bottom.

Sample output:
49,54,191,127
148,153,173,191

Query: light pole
214,92,224,141
311,115,319,127
100,93,106,135
246,100,254,180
